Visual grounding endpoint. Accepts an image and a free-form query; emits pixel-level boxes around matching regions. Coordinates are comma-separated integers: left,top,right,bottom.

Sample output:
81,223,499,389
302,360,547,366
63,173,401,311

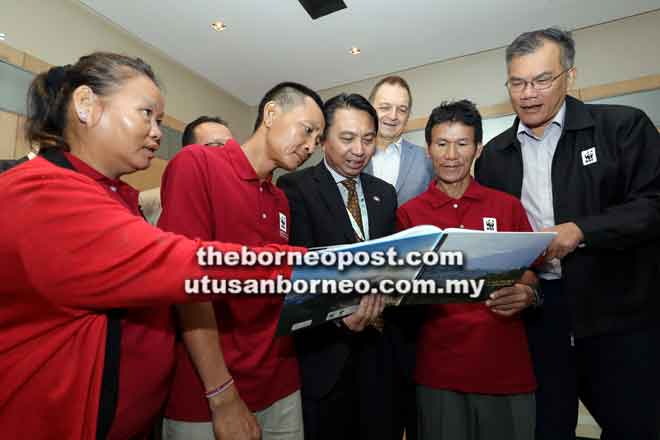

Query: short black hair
322,93,378,141
253,82,324,132
425,100,483,145
182,116,229,146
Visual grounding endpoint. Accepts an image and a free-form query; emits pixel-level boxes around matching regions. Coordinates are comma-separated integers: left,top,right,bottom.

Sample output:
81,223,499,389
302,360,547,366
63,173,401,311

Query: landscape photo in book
276,226,555,335
402,230,547,306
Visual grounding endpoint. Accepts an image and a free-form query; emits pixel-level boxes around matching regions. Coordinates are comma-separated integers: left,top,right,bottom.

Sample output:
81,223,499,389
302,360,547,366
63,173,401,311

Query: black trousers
525,280,660,440
302,330,417,440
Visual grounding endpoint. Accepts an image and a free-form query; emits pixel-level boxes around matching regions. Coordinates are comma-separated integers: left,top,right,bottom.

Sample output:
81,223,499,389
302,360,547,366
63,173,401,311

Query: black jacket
277,161,415,400
475,95,660,337
0,156,28,174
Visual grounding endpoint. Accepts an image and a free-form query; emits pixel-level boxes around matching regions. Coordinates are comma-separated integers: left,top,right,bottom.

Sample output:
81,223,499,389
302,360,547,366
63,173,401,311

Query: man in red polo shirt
158,82,325,440
396,100,539,440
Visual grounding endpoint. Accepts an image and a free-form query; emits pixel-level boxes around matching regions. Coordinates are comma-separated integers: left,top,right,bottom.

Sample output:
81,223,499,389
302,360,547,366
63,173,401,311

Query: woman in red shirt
0,52,293,440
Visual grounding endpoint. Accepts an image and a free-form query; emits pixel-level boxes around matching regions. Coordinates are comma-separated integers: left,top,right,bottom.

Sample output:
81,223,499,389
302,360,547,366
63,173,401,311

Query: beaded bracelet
205,377,235,399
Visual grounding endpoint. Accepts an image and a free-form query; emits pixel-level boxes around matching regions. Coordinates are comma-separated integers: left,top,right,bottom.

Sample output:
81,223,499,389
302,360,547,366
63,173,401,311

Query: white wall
0,0,255,141
5,3,656,144
318,10,660,123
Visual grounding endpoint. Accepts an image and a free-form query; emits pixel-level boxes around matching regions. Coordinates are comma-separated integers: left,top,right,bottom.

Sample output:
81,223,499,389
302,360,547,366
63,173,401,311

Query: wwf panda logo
483,217,497,232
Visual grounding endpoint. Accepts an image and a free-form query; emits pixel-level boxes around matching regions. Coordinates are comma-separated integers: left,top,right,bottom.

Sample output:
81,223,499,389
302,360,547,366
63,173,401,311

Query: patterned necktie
341,179,364,239
342,179,383,332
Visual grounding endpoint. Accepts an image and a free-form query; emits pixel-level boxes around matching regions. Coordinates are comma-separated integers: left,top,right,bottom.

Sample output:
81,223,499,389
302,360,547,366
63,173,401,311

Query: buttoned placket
451,199,467,229
258,181,269,224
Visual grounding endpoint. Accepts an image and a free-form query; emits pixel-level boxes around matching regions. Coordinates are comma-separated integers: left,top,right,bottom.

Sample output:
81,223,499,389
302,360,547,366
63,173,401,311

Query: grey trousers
417,386,535,440
162,390,303,440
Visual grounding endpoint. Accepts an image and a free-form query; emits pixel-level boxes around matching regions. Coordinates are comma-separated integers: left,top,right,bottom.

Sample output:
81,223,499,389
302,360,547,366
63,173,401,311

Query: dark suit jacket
277,160,400,399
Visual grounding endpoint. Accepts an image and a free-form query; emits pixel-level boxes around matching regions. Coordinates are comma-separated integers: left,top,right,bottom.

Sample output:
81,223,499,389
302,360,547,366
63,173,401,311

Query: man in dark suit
278,93,406,440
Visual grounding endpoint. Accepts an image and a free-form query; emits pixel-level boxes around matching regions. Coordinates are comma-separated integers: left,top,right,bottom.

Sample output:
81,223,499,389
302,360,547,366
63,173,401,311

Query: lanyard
345,206,369,241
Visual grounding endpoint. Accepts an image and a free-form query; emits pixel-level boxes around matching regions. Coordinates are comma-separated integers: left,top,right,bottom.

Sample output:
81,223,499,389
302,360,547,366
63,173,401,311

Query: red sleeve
158,148,213,240
6,167,296,311
396,206,413,232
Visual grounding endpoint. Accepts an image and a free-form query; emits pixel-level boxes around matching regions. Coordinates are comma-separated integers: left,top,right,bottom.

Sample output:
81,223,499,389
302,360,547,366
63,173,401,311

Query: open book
276,225,555,335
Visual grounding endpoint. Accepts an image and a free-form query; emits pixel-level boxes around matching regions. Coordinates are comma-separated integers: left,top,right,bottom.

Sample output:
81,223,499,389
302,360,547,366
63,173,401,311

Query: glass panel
0,59,34,115
590,89,660,127
159,125,181,160
403,88,660,147
0,59,184,160
404,113,517,148
403,129,425,148
482,114,516,144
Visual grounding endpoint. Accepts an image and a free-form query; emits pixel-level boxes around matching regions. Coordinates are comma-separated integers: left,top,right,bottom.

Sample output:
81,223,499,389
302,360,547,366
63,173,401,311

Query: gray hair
506,27,576,70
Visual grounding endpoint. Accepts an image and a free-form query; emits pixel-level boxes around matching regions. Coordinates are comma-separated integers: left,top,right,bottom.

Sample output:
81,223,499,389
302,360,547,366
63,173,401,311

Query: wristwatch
530,285,543,308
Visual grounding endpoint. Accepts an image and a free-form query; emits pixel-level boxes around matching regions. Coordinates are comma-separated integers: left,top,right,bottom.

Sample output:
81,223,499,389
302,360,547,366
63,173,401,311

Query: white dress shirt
370,137,402,187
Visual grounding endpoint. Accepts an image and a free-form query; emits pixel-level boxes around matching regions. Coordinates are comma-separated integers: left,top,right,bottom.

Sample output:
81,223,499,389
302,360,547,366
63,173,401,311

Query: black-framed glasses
505,68,572,92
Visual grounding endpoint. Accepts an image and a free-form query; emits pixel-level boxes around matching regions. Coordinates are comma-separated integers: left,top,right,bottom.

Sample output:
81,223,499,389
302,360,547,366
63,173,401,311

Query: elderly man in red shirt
158,82,324,440
397,100,539,440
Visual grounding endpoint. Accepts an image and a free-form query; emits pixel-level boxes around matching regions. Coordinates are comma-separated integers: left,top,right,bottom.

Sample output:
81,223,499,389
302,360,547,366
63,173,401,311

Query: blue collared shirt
518,101,566,279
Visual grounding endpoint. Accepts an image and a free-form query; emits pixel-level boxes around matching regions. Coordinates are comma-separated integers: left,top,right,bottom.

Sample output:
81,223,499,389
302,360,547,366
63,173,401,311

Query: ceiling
79,0,660,106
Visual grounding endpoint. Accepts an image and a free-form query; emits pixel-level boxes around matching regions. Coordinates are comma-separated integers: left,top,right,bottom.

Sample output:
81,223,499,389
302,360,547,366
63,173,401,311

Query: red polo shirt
159,141,300,420
397,179,536,394
0,155,295,440
65,153,176,440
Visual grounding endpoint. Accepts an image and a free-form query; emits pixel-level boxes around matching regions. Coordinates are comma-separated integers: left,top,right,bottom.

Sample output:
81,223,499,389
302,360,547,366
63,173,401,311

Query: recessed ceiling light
349,47,361,55
211,21,227,32
0,33,6,41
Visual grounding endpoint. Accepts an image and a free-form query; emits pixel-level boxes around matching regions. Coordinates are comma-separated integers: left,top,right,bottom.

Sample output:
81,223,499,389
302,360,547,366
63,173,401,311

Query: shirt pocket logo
581,147,598,166
483,217,497,231
279,212,289,240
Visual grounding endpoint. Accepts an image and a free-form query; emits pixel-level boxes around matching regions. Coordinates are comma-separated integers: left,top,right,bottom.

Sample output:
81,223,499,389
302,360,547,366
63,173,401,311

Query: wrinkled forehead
431,121,476,141
373,83,410,106
507,41,563,76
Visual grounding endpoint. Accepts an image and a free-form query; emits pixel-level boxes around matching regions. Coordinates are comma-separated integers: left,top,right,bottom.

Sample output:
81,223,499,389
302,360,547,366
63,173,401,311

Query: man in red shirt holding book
397,100,539,440
159,82,325,440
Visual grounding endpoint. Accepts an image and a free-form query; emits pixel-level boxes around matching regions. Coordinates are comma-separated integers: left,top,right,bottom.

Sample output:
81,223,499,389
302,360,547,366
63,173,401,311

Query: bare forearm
176,302,231,390
519,269,538,287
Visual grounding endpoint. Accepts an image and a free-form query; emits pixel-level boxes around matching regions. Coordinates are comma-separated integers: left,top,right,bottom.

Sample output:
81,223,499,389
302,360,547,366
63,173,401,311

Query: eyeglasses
505,68,571,92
